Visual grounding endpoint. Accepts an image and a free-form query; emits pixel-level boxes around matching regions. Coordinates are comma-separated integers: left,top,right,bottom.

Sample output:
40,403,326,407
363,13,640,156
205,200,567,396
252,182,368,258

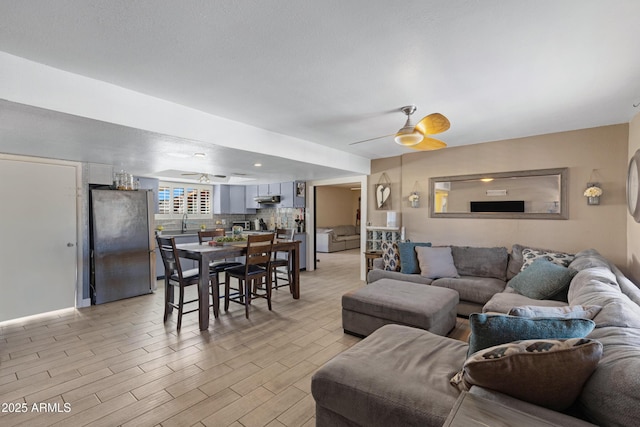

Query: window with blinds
156,182,212,219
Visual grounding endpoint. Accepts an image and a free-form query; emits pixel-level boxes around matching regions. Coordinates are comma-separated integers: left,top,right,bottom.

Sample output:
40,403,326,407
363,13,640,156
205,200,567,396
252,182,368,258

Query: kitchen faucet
182,213,188,233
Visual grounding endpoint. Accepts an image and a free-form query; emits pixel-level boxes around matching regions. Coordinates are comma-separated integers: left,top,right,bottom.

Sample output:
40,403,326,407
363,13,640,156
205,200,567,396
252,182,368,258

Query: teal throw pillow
508,258,577,300
467,313,595,356
398,242,432,274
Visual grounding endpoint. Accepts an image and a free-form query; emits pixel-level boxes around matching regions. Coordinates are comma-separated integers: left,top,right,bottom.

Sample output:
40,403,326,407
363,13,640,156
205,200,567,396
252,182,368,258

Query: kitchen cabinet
269,183,281,195
278,181,306,208
258,183,281,195
245,185,259,209
295,232,307,270
214,184,256,214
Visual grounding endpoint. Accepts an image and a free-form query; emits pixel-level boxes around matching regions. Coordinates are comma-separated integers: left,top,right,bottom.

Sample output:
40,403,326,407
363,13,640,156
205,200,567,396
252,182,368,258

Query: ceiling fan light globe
394,130,423,146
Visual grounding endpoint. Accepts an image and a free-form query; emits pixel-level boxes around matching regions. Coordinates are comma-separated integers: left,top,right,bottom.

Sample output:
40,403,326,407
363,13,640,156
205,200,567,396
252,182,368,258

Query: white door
0,157,78,322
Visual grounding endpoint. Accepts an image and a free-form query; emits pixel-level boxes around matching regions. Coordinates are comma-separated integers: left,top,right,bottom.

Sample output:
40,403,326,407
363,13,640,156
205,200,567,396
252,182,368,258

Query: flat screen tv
470,200,525,213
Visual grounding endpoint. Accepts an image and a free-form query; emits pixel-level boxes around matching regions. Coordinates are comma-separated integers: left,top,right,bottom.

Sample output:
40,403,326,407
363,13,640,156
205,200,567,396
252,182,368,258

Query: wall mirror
429,168,568,219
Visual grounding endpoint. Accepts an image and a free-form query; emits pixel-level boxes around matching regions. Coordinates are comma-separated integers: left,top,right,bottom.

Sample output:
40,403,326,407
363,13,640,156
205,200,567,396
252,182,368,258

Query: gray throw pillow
467,313,595,356
508,258,576,300
397,242,432,274
416,246,459,279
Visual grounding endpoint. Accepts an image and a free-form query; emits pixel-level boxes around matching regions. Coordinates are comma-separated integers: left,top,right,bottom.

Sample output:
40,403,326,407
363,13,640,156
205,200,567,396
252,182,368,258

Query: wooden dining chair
272,228,295,293
224,233,275,319
157,235,213,330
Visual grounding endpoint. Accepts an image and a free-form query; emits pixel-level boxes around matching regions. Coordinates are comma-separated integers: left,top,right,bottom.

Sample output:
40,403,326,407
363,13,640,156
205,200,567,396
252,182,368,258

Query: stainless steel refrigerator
90,189,156,304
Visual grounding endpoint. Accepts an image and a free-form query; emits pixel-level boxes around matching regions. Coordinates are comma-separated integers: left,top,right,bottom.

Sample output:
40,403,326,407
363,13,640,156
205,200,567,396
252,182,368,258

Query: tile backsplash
155,208,306,232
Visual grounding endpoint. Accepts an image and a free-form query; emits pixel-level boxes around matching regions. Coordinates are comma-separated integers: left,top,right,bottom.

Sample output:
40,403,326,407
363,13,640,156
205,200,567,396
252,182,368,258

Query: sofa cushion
416,246,459,279
521,247,574,271
381,241,400,272
467,313,595,356
453,338,603,411
508,258,576,300
332,225,357,236
433,276,506,305
398,242,432,274
508,305,602,319
367,268,433,285
451,246,509,281
469,387,598,427
483,290,569,314
311,324,468,427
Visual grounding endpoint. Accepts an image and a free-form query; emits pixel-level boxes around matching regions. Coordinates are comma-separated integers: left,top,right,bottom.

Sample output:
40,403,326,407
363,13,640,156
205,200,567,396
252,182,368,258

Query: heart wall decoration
376,184,391,209
376,172,392,210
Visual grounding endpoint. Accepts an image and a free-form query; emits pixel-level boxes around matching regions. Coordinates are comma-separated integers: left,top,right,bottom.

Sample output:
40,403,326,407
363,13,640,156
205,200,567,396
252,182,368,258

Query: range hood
254,195,281,204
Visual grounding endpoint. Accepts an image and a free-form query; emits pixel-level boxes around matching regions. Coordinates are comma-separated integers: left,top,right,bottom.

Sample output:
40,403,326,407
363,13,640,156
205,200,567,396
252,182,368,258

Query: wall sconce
584,182,602,205
409,181,420,208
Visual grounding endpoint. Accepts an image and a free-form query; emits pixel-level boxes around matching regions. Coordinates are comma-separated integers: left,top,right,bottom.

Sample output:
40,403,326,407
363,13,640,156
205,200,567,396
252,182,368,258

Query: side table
364,251,382,274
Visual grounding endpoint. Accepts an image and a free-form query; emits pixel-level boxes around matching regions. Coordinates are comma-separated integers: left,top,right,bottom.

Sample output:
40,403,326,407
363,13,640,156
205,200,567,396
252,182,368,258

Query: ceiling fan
349,105,450,150
180,172,226,183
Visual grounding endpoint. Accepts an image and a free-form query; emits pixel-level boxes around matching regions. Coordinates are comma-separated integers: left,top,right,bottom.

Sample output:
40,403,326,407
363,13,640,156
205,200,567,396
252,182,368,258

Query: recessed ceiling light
194,152,206,158
254,163,262,167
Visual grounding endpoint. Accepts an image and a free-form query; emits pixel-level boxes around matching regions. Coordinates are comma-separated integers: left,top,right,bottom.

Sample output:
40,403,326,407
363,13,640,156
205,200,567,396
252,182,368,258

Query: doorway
307,176,368,280
0,155,79,322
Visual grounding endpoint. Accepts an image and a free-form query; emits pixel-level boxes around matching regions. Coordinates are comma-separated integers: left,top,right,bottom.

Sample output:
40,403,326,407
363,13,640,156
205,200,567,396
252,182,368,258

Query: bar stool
272,228,295,293
224,233,275,319
157,236,211,330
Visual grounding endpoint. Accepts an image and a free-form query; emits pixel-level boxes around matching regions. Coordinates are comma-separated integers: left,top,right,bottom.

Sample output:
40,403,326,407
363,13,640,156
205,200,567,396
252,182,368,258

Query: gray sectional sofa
312,248,640,426
368,245,516,316
316,225,360,252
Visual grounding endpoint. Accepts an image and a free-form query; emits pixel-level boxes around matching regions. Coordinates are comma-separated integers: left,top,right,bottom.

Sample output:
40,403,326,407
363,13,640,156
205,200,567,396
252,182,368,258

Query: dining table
175,239,301,330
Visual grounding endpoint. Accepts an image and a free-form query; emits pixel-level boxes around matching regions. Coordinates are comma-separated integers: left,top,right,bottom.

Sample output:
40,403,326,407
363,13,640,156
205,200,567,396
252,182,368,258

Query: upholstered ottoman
342,278,459,337
312,324,469,427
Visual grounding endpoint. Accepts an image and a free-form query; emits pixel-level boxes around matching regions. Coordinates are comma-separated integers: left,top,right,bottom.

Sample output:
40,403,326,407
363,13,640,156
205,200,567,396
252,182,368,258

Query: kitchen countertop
159,229,305,238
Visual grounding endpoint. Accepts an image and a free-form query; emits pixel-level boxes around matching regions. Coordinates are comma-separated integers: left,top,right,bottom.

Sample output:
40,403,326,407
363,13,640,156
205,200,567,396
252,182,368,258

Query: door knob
67,243,75,247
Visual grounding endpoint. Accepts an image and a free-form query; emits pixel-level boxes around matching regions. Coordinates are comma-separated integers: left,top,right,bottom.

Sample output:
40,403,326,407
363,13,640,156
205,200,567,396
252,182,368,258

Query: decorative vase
588,196,600,205
411,199,419,208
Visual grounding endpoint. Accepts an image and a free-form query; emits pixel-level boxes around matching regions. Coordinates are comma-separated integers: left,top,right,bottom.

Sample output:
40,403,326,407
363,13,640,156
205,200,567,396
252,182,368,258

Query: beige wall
317,186,360,227
370,124,629,269
628,112,640,283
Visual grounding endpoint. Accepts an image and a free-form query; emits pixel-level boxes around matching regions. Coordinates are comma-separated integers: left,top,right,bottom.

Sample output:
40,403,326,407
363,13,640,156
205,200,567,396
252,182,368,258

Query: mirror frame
429,167,568,220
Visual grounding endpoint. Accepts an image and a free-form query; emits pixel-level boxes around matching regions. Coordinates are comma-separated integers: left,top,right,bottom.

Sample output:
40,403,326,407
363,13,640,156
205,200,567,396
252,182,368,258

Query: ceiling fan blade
181,173,199,176
348,133,395,145
415,113,450,135
409,136,447,151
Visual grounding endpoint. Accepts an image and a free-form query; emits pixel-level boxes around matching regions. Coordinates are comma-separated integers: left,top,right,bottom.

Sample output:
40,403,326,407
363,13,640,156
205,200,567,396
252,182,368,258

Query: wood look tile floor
0,249,470,426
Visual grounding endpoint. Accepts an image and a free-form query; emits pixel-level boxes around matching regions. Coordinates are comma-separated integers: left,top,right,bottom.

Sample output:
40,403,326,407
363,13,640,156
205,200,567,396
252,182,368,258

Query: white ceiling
1,1,640,183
